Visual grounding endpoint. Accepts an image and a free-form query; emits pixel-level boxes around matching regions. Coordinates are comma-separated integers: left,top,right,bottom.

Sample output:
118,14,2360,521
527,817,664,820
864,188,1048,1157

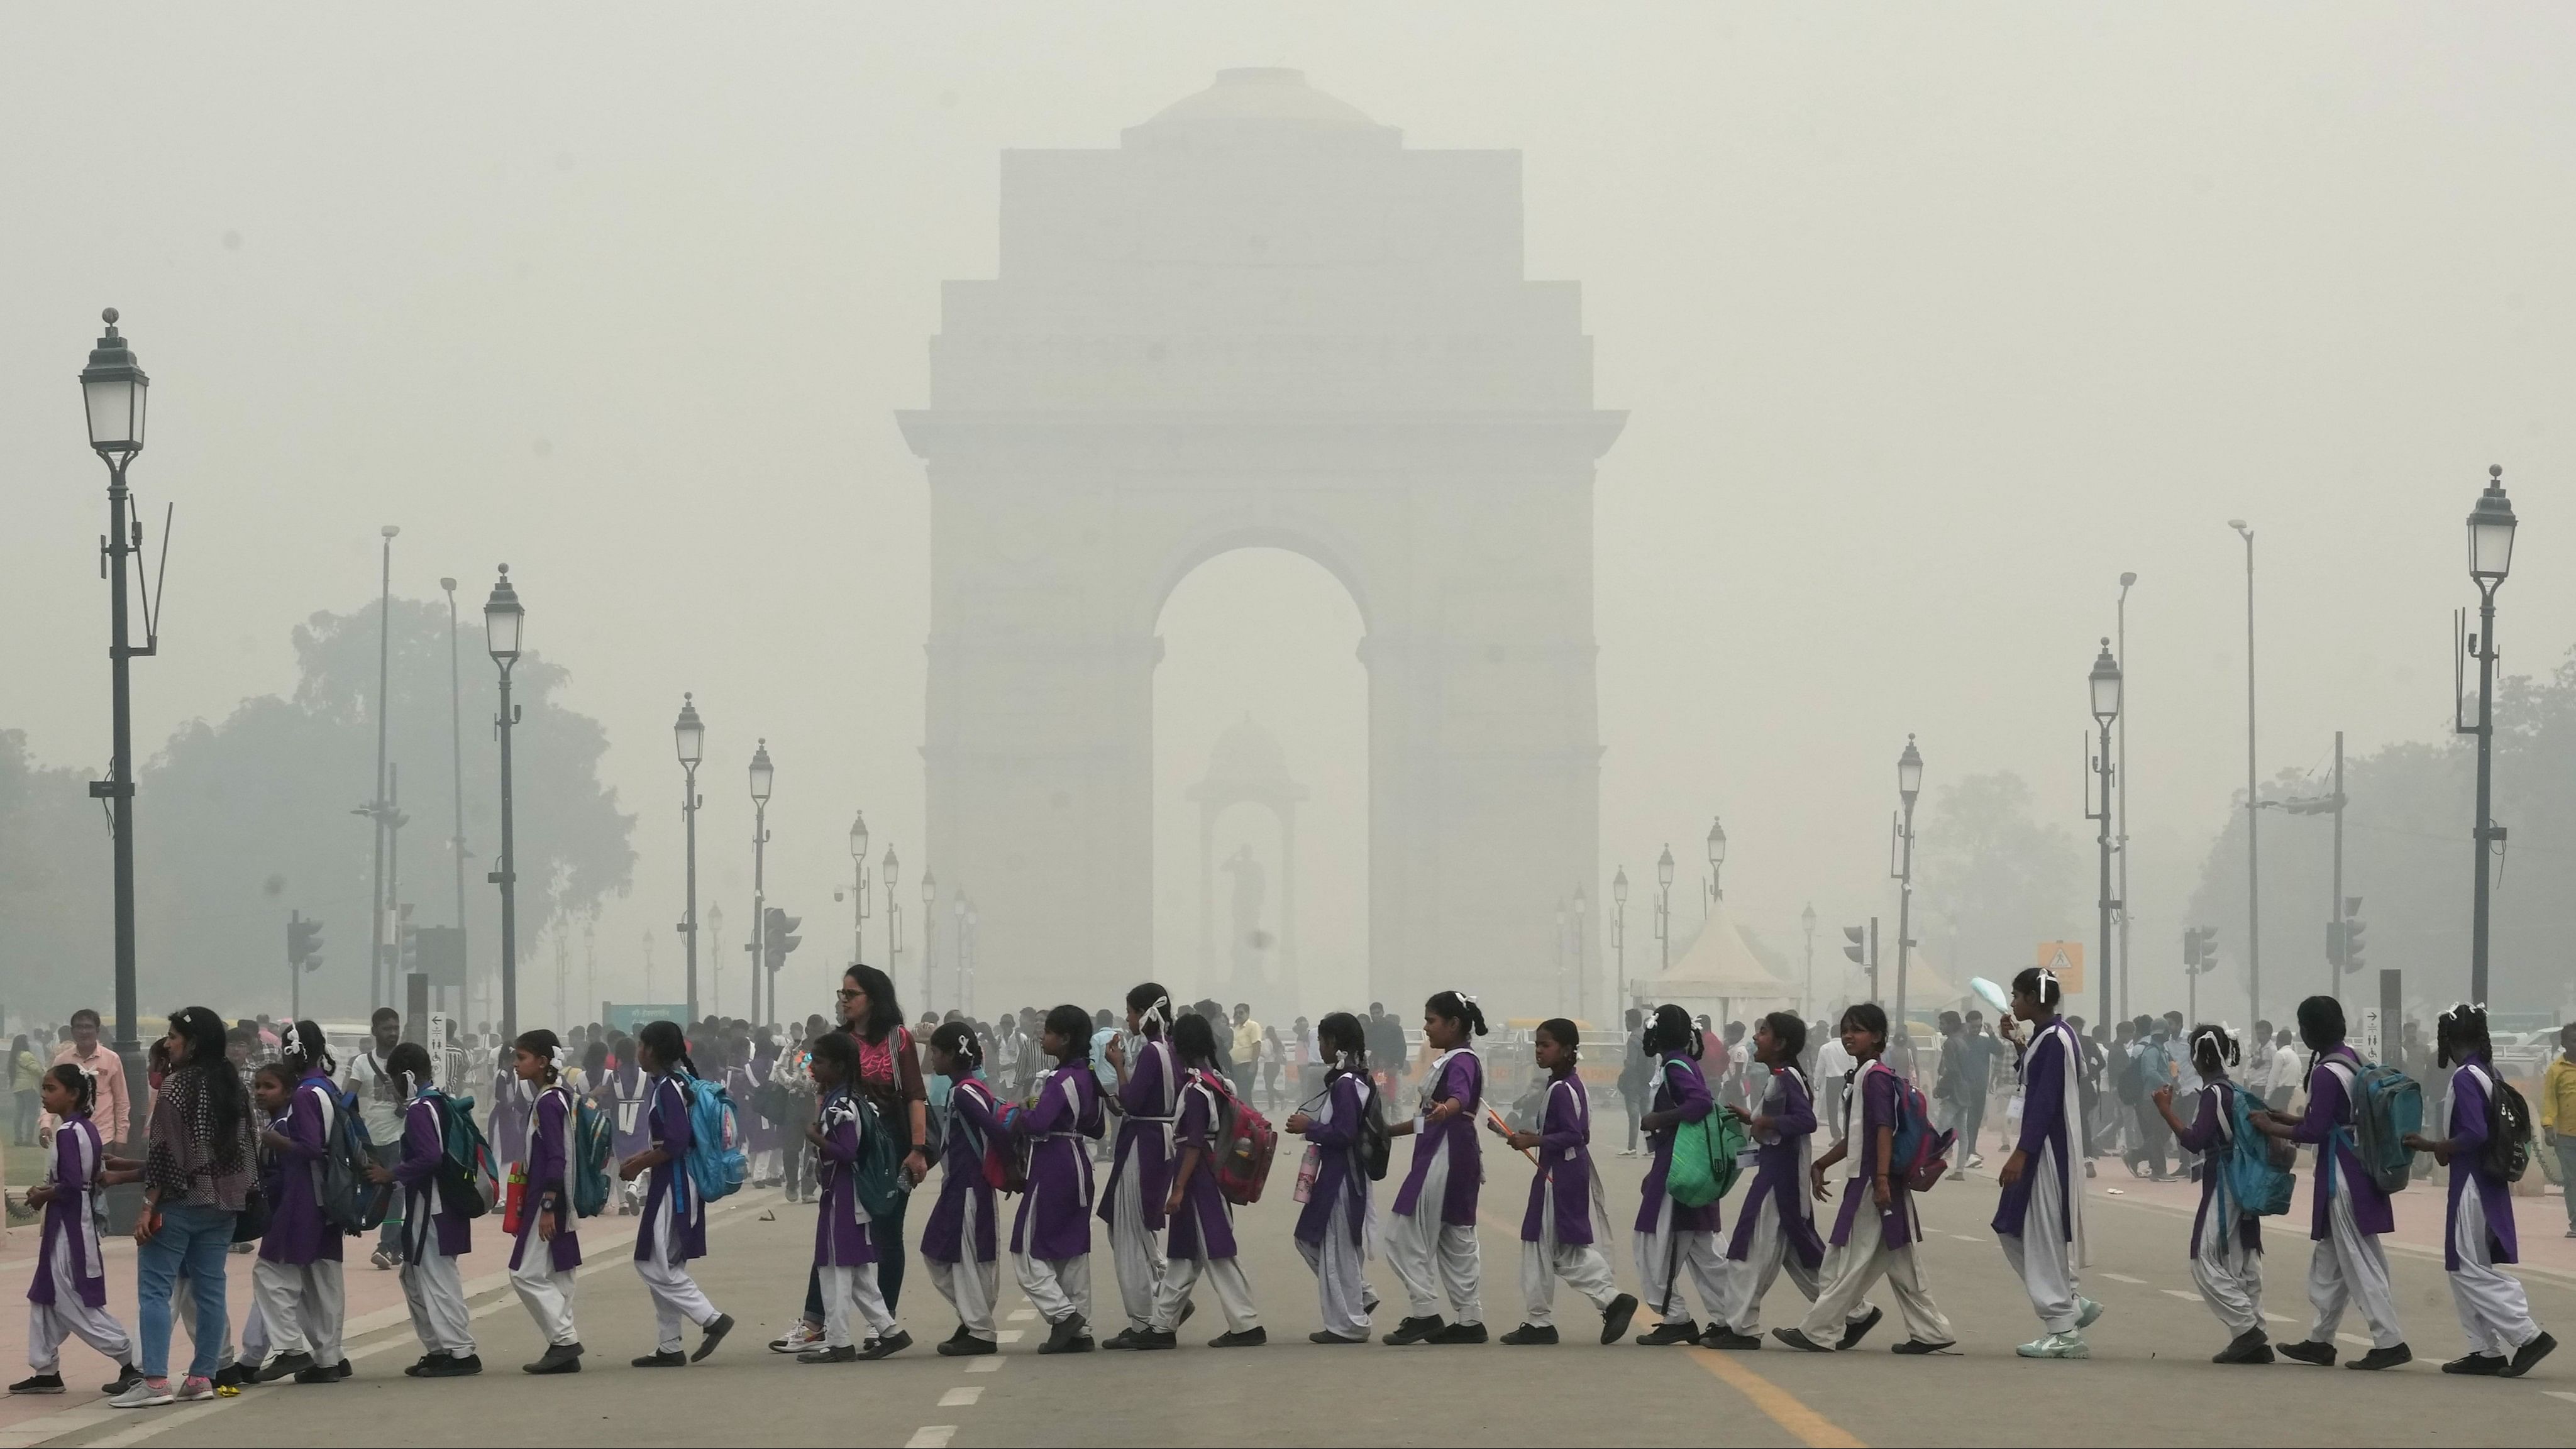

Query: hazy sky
6,5,2572,1020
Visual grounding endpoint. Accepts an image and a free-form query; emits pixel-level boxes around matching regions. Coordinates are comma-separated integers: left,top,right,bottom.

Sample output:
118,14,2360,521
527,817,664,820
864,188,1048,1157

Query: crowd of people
6,971,2568,1409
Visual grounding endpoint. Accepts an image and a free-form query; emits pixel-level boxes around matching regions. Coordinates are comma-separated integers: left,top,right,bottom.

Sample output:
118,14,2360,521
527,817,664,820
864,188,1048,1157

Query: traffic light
397,904,419,974
1842,925,1866,966
287,912,324,974
764,908,802,973
2324,920,2347,967
2183,928,2203,972
2183,926,2218,974
2341,913,2366,974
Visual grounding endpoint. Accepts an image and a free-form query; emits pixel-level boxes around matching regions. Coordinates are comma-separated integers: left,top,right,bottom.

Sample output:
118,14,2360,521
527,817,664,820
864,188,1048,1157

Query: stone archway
899,69,1623,1015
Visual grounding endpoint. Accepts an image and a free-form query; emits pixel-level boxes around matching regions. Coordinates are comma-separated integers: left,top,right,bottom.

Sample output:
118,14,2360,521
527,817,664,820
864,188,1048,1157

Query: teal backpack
569,1092,614,1218
2221,1085,2296,1216
678,1073,748,1206
2338,1058,2421,1196
420,1089,497,1220
1662,1061,1750,1208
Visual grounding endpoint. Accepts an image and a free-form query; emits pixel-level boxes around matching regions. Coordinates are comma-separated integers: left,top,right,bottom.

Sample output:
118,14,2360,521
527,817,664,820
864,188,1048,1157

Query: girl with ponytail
248,1020,350,1385
1098,983,1178,1348
1378,991,1490,1345
1010,1005,1108,1354
14,1066,136,1396
367,1044,478,1375
922,1022,1003,1356
1632,1004,1728,1346
2406,1004,2554,1376
2148,1024,2269,1364
1286,1013,1377,1343
620,1021,733,1369
507,1029,585,1375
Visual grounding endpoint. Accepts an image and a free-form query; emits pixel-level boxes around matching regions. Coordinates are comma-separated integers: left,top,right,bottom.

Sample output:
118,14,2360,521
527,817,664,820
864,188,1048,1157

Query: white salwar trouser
1296,1195,1374,1338
1519,1194,1617,1329
26,1235,131,1374
2448,1187,2542,1357
1106,1152,1168,1331
635,1197,720,1355
2303,1157,2404,1352
252,1258,344,1364
1384,1144,1481,1325
818,1263,897,1349
1013,1251,1090,1325
1632,1194,1728,1325
399,1248,476,1357
1997,1145,2081,1333
1713,1191,1850,1335
2191,1186,2264,1338
1799,1232,1954,1346
511,1248,580,1348
927,1196,999,1342
1157,1247,1259,1334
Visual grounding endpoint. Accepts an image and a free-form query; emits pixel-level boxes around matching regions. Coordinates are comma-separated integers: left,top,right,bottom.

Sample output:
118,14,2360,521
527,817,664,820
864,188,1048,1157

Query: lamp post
1554,898,1569,1013
707,901,726,1019
748,740,773,1027
439,578,472,1020
2114,570,2136,1018
848,810,871,968
952,888,966,1015
1893,735,1923,1028
2462,466,2517,1005
481,566,524,1040
963,901,979,1016
1572,886,1588,1020
882,845,902,986
921,871,938,1008
1654,846,1675,975
77,309,154,1148
363,524,399,1008
673,695,705,1022
2087,639,2123,1032
2229,520,2262,1028
1706,817,1727,912
1801,902,1818,1022
1611,867,1630,1018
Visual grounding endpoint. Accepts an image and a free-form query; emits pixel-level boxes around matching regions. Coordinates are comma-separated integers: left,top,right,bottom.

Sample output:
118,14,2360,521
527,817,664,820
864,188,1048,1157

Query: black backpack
2114,1047,2146,1105
2480,1068,2533,1184
1359,1080,1393,1182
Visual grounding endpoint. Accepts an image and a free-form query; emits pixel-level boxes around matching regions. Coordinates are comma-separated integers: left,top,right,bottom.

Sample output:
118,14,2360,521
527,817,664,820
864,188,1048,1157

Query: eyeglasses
834,988,865,1001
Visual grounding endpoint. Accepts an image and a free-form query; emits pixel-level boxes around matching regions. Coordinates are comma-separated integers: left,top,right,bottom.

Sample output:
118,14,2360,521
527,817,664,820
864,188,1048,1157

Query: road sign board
2035,940,2086,995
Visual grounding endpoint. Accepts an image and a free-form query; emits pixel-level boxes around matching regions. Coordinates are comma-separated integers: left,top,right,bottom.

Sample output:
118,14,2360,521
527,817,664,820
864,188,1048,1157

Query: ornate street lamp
674,695,705,1020
748,739,773,1023
2463,466,2518,1003
2087,640,2123,1029
1893,734,1923,1027
483,566,525,1039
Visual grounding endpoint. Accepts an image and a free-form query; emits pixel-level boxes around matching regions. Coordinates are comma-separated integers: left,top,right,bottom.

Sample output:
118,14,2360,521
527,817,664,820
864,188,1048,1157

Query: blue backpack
678,1073,748,1206
1884,1065,1955,1192
316,1086,390,1235
2337,1059,2422,1196
2221,1084,2296,1216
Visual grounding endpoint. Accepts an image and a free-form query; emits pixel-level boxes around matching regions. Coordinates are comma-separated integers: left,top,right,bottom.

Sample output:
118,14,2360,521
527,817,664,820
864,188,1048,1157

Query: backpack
314,1086,390,1235
960,1089,1027,1196
2475,1066,2533,1184
421,1089,498,1220
678,1074,749,1206
1662,1061,1751,1208
1359,1077,1393,1182
2221,1084,2297,1216
2333,1058,2422,1196
2113,1046,2145,1105
569,1092,614,1218
1202,1072,1278,1206
1882,1066,1955,1193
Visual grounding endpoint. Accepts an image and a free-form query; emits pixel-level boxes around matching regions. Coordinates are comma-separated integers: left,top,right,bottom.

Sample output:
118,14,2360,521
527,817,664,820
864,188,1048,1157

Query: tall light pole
1801,902,1818,1023
1654,846,1675,975
673,695,705,1022
963,900,979,1017
848,810,871,966
1611,867,1630,1018
748,740,773,1027
706,901,726,1020
363,524,399,1008
2229,520,2261,1027
882,845,902,986
1706,817,1727,912
1572,886,1588,1021
439,578,470,1022
77,308,155,1142
952,887,966,1017
2461,466,2517,1005
1893,736,1922,1029
1554,898,1570,1013
481,566,524,1041
2115,570,2135,1020
2088,639,2123,1033
921,871,939,1010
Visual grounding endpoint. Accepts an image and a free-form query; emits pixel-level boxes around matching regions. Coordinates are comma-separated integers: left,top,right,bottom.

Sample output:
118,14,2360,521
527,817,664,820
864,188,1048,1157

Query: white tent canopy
1627,901,1796,1018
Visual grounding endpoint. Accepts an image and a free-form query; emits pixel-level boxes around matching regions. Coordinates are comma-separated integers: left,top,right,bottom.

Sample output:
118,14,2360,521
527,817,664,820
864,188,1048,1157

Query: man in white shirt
1814,1026,1856,1143
2267,1030,2301,1113
341,1008,411,1269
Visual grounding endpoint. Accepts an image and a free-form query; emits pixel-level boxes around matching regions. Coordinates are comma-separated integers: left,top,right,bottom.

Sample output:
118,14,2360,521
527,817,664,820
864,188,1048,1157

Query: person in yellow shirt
2542,1023,2576,1240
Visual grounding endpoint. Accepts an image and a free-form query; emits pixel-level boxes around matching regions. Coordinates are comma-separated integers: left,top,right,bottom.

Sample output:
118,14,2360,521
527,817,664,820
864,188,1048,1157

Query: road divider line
2161,1290,2198,1301
904,1428,957,1448
964,1358,1002,1373
1689,1348,1866,1449
2103,1273,2148,1285
938,1387,983,1408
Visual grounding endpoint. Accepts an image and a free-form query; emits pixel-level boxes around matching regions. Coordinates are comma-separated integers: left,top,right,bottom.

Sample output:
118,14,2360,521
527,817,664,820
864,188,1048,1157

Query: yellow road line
1691,1348,1867,1449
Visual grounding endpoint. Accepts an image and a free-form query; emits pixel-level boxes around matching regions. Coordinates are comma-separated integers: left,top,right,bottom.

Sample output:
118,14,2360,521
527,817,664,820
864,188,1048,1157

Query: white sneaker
769,1320,825,1353
2015,1331,2089,1360
109,1379,175,1409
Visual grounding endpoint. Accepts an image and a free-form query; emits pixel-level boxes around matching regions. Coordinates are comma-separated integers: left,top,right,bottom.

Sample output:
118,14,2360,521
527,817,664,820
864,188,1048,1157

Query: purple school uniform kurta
2173,1079,2262,1259
1520,1074,1599,1247
1392,1049,1484,1226
28,1115,107,1309
635,1074,707,1264
609,1062,652,1158
812,1089,880,1269
2443,1057,2518,1270
1635,1053,1720,1235
923,1077,1002,1264
1167,1069,1241,1261
1830,1066,1920,1252
1992,1018,2078,1241
1011,1063,1102,1262
1294,1072,1371,1248
1100,1037,1176,1232
392,1096,472,1260
1726,1066,1825,1268
510,1085,582,1273
260,1071,343,1267
2292,1048,2395,1240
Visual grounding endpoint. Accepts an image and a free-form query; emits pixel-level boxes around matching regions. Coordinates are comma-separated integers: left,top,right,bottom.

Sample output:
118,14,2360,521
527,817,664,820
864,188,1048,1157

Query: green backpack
1663,1062,1751,1208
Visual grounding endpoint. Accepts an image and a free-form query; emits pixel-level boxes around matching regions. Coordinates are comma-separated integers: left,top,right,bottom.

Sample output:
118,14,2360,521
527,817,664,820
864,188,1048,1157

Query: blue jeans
136,1202,236,1380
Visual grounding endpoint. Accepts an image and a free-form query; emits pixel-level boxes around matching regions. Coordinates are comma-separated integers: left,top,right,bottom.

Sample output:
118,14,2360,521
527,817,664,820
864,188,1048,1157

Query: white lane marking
1947,1233,1982,1242
2545,1390,2576,1406
1007,1308,1037,1321
905,1429,958,1449
2162,1290,2199,1301
964,1358,1002,1373
938,1387,984,1408
995,1330,1024,1343
85,1401,229,1449
0,1408,123,1449
2264,1313,2296,1324
2103,1273,2148,1284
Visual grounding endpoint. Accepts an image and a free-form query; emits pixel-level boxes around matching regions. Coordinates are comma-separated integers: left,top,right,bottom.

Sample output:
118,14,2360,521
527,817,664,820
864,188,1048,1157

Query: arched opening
1153,547,1369,1022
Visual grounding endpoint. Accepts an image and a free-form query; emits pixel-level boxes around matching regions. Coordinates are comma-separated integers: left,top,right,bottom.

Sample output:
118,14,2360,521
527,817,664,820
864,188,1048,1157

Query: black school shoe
1702,1328,1762,1350
2441,1353,2507,1375
100,1364,145,1394
1770,1328,1832,1353
1209,1328,1265,1348
8,1374,64,1395
2276,1339,2336,1367
1837,1305,1886,1350
1890,1338,1955,1355
692,1313,734,1363
1099,1327,1145,1350
1308,1330,1367,1345
252,1351,312,1384
291,1362,344,1384
524,1343,583,1375
2502,1332,2557,1379
1429,1321,1487,1345
1636,1320,1700,1347
1381,1314,1445,1346
631,1350,687,1368
797,1345,858,1364
936,1334,997,1357
211,1364,250,1391
2346,1343,2411,1371
404,1352,452,1378
1038,1313,1093,1354
1600,1293,1639,1345
1129,1329,1178,1351
1499,1323,1559,1346
424,1354,480,1378
2214,1329,2274,1365
857,1331,913,1360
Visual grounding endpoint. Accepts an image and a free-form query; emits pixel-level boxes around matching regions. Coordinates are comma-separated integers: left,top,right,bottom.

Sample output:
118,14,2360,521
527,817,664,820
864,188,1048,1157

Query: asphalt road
20,1152,2576,1448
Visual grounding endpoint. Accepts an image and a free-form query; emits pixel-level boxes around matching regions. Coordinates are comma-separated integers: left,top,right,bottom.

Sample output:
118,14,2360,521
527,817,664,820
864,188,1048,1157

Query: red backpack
967,1086,1029,1196
1198,1071,1277,1206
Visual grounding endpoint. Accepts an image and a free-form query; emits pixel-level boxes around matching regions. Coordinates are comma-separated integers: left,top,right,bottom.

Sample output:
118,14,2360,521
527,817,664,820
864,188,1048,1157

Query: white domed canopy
1629,901,1794,1013
1131,69,1395,143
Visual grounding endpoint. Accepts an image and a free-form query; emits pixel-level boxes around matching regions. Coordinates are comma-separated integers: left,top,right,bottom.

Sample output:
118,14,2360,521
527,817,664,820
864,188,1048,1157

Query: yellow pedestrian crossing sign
2035,941,2086,995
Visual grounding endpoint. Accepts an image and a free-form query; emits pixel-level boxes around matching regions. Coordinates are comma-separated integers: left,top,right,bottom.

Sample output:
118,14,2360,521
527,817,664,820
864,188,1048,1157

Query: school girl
1993,966,2099,1359
11,1066,136,1396
365,1043,480,1377
608,1037,652,1214
1013,1004,1107,1353
490,1048,535,1169
251,1021,349,1384
1710,1012,1872,1349
1776,1003,1955,1355
1099,983,1178,1348
1632,1004,1728,1345
922,1023,1004,1357
1145,1012,1265,1348
2150,1024,2269,1364
2404,1004,2555,1377
509,1030,585,1375
1498,1019,1635,1346
621,1020,734,1367
802,1032,909,1362
2253,996,2410,1370
748,1028,784,1187
1286,1012,1380,1344
1380,990,1489,1345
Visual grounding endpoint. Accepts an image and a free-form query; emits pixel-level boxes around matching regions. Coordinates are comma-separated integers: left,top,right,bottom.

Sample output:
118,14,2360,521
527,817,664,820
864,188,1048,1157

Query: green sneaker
2015,1331,2090,1360
2074,1297,2104,1330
